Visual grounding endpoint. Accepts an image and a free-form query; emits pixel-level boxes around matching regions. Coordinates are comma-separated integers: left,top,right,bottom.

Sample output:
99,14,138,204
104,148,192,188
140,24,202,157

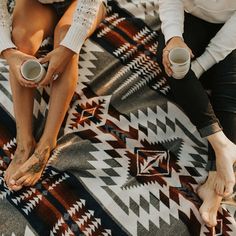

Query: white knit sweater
159,0,236,75
0,0,107,54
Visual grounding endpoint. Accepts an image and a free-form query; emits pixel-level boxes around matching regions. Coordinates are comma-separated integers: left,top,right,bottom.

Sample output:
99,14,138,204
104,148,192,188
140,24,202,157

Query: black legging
157,13,236,170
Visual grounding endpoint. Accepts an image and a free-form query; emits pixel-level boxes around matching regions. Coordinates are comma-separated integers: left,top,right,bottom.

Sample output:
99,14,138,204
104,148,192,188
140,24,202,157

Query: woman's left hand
39,45,76,86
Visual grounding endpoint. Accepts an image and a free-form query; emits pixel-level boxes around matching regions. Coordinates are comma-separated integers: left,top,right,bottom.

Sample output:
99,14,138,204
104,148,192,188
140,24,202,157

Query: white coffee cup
168,47,190,79
21,59,46,83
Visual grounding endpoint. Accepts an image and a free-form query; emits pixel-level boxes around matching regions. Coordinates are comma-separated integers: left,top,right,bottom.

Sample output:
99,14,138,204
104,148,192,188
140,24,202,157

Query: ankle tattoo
28,147,50,174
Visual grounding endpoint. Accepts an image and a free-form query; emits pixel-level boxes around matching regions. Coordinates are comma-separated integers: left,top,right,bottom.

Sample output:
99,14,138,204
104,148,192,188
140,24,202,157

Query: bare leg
10,1,106,189
197,171,223,227
207,132,236,197
4,0,57,190
197,111,236,227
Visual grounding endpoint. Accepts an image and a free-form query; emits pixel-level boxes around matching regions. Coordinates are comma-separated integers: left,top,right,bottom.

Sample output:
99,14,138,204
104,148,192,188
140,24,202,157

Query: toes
209,212,217,227
11,184,24,192
10,169,25,184
8,175,26,192
200,212,211,227
4,170,12,186
10,175,37,190
211,219,217,228
201,211,217,228
4,172,9,184
23,177,38,187
15,175,28,186
28,176,40,187
23,179,32,187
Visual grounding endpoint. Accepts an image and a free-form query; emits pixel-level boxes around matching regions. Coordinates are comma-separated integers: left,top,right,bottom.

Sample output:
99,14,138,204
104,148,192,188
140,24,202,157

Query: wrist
191,59,205,79
59,45,76,56
167,36,183,45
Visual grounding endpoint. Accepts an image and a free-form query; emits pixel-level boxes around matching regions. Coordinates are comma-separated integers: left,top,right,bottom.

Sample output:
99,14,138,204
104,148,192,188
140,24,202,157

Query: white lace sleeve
0,0,16,54
60,0,107,53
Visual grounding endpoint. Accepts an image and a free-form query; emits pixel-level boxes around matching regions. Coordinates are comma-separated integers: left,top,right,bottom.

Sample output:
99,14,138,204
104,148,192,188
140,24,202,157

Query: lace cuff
60,0,106,53
0,0,16,54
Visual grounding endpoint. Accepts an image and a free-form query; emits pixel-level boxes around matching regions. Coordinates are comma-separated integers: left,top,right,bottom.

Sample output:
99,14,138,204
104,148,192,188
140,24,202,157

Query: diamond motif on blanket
125,138,183,188
67,96,111,132
80,107,97,122
136,149,170,176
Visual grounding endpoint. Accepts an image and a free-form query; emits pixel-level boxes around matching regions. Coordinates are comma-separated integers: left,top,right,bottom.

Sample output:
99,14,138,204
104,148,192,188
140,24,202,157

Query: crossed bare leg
8,144,52,191
208,132,236,197
197,171,223,228
214,141,236,197
4,139,36,191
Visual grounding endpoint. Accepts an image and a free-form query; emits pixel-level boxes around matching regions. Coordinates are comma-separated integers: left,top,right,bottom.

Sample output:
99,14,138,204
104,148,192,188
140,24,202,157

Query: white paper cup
169,47,190,79
21,59,46,83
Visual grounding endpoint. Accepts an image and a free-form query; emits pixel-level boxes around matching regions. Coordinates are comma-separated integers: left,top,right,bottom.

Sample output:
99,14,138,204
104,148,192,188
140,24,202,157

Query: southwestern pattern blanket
0,1,236,235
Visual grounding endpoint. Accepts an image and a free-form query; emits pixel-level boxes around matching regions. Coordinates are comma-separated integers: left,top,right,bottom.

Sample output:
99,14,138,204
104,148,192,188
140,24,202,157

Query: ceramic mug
169,47,191,79
21,59,46,83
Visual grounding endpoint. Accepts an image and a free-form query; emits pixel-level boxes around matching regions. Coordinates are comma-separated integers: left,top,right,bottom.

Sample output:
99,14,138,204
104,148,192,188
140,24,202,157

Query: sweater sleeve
0,0,16,54
60,0,106,53
158,0,184,43
196,11,236,72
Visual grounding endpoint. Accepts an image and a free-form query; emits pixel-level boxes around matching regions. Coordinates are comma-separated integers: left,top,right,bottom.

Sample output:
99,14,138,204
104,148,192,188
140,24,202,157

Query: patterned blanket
0,1,236,235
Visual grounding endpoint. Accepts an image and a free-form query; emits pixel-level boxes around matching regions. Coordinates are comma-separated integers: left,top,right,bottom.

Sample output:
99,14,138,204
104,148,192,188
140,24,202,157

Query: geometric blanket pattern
0,0,236,235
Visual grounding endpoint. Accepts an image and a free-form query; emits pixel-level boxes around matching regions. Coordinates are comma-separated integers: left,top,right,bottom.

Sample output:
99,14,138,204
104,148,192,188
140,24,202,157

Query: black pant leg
156,13,224,171
157,13,222,137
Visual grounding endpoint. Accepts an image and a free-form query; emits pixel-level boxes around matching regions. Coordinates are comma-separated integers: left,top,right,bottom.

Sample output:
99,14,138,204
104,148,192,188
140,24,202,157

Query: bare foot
214,140,236,197
4,140,36,190
197,172,222,227
8,144,52,191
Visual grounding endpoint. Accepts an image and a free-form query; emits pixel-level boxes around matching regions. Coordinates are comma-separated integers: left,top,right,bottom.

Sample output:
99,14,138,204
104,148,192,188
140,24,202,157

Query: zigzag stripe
22,194,43,216
148,42,159,55
97,25,112,38
50,216,69,236
113,42,131,57
139,31,159,45
11,188,37,205
133,27,151,41
119,47,138,62
105,13,119,23
3,137,16,152
0,177,11,200
97,17,126,38
114,71,140,94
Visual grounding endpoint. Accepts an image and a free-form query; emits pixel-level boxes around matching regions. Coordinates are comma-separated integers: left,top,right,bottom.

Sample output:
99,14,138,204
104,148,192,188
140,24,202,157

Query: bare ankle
16,139,36,152
37,139,56,152
207,131,232,151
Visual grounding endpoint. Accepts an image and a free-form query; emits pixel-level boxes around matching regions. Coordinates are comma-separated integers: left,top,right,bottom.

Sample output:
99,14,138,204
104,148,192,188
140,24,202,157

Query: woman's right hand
2,48,38,88
162,36,194,77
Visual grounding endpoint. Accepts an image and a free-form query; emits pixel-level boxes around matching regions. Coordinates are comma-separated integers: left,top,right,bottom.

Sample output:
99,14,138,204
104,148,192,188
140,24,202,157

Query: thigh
13,0,58,41
183,13,222,57
208,50,236,113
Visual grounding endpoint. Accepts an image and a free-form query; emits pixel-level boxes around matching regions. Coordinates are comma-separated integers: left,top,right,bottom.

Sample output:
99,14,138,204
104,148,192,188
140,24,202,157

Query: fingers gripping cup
20,59,46,83
168,47,191,79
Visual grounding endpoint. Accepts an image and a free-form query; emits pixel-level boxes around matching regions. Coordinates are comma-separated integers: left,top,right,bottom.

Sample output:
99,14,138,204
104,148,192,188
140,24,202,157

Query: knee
12,26,41,55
